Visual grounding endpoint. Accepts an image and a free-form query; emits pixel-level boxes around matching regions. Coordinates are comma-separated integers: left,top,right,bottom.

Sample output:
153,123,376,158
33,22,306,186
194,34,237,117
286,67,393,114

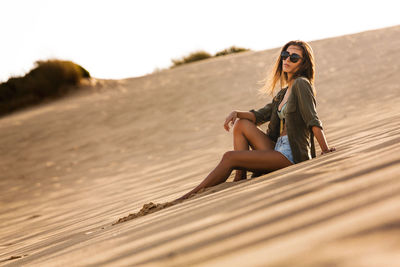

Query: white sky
0,0,399,81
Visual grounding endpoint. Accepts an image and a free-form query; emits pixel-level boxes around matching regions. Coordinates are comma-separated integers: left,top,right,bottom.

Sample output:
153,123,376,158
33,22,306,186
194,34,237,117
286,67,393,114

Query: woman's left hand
321,147,336,155
224,111,238,132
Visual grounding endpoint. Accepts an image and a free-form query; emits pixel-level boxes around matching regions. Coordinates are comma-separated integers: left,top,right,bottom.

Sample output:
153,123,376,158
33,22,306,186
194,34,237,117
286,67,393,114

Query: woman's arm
224,111,256,131
312,126,336,155
293,78,335,155
237,111,256,122
224,100,275,131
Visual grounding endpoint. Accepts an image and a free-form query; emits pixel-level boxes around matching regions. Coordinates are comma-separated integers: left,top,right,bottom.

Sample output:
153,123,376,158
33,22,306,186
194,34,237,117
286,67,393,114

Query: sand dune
1,25,400,266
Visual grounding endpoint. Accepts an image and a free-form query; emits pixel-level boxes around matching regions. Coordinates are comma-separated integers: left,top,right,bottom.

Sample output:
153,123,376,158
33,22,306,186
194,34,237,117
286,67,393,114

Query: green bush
169,46,251,69
214,46,250,57
171,50,212,68
0,59,90,116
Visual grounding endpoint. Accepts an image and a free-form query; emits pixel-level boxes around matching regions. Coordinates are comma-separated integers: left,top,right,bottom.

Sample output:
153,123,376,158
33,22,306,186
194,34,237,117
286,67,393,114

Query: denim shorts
274,135,295,164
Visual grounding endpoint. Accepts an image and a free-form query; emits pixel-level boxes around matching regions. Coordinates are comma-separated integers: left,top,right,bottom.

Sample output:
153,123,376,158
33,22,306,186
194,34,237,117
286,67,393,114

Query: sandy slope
1,25,400,266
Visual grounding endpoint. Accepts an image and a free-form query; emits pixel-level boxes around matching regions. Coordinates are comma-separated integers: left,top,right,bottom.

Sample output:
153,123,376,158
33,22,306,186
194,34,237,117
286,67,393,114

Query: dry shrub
170,46,251,69
0,59,90,116
214,46,250,57
171,50,212,68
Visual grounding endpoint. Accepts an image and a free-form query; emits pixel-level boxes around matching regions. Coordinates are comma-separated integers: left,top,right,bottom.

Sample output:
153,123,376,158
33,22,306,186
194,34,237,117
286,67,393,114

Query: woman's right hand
321,147,336,155
224,111,238,132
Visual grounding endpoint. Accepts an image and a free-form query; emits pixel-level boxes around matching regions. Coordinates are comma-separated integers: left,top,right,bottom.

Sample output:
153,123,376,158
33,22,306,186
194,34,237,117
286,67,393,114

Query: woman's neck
287,79,294,89
286,73,294,88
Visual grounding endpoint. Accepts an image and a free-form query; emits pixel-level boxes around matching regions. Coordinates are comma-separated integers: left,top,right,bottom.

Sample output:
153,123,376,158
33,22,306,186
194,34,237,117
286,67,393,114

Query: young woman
175,40,335,201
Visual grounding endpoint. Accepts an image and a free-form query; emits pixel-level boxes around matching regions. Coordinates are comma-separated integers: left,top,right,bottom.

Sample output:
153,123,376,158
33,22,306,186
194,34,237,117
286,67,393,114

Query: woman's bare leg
232,119,276,181
232,119,249,181
176,150,293,200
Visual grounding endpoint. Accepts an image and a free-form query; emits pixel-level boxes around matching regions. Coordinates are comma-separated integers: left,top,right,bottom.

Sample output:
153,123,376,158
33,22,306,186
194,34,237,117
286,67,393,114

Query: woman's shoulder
292,76,315,95
293,76,311,87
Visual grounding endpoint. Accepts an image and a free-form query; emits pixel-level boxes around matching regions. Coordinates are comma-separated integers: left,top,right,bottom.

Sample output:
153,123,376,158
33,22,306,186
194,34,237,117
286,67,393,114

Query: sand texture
1,25,400,266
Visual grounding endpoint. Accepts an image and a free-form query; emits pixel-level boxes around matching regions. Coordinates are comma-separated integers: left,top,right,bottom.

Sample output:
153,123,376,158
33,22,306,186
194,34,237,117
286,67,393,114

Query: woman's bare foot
250,170,270,178
233,169,246,182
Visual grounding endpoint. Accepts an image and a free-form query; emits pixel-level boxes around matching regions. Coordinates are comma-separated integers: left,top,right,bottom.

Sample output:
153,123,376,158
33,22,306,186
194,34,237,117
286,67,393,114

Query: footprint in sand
112,188,210,225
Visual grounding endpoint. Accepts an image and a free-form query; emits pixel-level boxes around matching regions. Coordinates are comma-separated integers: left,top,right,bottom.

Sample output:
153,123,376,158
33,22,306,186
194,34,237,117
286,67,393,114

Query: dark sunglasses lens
281,51,289,60
290,54,301,63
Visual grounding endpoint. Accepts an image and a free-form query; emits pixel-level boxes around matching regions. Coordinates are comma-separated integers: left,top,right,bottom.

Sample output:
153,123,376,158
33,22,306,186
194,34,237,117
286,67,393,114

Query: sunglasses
281,51,302,63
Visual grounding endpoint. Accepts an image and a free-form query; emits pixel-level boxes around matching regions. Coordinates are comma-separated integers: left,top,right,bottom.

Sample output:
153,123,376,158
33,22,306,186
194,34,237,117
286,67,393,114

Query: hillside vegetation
0,59,90,116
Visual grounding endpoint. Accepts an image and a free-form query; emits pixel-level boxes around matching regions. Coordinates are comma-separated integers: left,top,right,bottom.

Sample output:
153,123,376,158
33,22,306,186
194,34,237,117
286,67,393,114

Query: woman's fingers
223,111,237,132
224,119,230,131
321,147,336,155
224,115,234,131
227,118,236,131
327,147,336,152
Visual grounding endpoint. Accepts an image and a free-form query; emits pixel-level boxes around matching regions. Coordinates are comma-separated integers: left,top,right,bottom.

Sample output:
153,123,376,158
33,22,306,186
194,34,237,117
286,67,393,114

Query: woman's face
282,45,303,74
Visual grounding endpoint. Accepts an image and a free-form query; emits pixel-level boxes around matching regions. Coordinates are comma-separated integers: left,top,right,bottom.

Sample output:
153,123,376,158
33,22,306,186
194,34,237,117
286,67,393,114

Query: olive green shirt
249,77,323,164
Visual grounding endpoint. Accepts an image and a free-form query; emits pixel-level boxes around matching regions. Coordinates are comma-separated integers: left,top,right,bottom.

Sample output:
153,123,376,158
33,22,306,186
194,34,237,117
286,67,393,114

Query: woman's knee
233,118,252,135
222,151,235,164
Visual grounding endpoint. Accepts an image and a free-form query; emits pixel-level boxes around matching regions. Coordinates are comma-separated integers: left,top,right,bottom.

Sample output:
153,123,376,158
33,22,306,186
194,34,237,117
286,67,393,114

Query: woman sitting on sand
176,40,335,201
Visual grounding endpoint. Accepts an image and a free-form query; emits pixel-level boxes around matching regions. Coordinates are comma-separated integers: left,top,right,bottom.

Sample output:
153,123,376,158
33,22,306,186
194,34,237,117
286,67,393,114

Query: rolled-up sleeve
249,101,273,125
293,78,323,130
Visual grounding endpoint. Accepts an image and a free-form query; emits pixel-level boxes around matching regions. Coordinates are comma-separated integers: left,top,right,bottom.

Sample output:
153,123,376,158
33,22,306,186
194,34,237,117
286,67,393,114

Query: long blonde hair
258,40,315,96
